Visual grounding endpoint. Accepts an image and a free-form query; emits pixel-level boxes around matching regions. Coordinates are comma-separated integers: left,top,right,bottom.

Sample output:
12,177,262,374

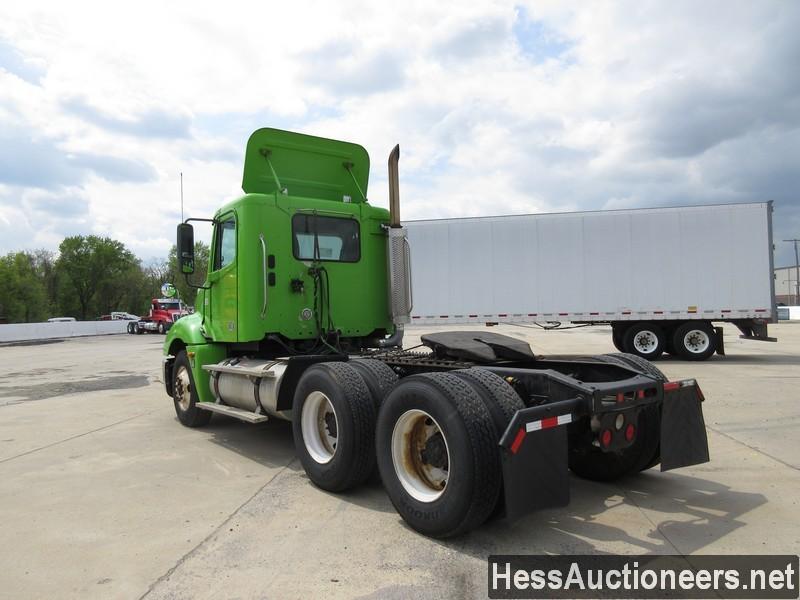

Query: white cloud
0,0,798,265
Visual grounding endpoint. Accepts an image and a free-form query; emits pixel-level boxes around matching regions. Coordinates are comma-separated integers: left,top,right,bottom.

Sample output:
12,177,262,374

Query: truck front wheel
292,362,377,492
376,372,500,538
172,351,212,427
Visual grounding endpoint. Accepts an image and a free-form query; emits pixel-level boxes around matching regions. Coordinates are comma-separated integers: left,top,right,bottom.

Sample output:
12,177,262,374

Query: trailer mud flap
501,427,570,521
660,385,710,471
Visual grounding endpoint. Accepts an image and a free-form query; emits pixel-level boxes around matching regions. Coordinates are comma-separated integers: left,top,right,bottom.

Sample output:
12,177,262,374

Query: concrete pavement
0,324,797,599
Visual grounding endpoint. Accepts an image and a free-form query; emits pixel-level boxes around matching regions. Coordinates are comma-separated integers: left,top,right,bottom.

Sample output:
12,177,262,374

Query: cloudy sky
1,1,798,266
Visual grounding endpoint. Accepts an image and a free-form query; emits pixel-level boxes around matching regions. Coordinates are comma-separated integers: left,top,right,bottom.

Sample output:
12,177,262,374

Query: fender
163,312,208,355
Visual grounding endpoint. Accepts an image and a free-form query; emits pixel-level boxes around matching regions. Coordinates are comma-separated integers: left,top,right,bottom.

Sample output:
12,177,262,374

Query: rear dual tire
376,373,499,538
568,353,666,481
292,362,377,493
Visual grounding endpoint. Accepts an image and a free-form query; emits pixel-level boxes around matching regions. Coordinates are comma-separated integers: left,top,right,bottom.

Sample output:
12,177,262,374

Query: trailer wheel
157,322,166,334
376,372,500,538
292,362,376,492
172,350,212,427
611,325,628,352
672,321,716,361
349,359,399,407
622,322,665,360
127,322,136,334
135,322,143,334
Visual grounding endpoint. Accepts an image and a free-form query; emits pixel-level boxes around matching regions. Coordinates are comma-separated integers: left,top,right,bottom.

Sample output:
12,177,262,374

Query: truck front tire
172,350,212,428
292,362,377,492
376,372,500,538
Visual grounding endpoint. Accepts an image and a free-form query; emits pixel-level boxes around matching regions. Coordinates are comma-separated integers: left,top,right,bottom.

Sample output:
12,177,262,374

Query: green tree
55,236,141,320
30,249,58,315
0,252,50,323
167,241,209,306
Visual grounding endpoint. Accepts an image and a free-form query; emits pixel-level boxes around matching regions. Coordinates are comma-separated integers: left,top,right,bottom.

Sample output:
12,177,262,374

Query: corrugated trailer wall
405,202,774,325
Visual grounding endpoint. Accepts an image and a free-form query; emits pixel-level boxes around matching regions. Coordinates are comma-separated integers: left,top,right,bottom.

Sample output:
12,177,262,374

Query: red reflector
625,423,636,442
510,427,526,454
601,429,613,448
663,381,680,392
541,416,559,429
616,392,624,403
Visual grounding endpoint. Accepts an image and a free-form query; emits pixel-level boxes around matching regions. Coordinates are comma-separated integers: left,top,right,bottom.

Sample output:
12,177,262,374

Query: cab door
207,214,238,341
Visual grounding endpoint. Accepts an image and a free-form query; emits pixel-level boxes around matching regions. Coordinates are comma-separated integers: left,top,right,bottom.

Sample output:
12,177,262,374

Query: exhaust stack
388,144,401,227
385,144,412,335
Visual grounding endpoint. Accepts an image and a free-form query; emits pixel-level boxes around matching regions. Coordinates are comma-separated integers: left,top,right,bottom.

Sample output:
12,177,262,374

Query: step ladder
195,402,269,423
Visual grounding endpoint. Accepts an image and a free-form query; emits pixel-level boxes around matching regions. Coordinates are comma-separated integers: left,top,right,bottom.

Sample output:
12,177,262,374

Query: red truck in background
127,298,190,335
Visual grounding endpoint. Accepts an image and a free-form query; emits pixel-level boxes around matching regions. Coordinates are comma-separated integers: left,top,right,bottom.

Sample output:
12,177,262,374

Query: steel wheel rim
175,365,192,411
301,391,338,464
633,330,659,354
391,409,451,503
683,329,710,353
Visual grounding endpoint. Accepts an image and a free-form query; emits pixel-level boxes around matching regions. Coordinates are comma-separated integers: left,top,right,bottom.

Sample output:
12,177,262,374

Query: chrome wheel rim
683,329,710,354
633,330,659,354
301,391,338,464
175,365,192,411
391,409,450,503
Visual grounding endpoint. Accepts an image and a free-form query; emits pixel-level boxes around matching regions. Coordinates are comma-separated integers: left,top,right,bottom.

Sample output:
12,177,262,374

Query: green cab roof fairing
242,128,370,203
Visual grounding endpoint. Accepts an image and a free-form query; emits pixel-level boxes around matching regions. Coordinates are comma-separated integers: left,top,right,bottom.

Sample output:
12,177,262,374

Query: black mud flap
500,426,570,521
660,385,710,471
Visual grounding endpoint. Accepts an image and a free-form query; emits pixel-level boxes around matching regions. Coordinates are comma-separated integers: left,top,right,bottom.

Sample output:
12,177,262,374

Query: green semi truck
163,128,710,538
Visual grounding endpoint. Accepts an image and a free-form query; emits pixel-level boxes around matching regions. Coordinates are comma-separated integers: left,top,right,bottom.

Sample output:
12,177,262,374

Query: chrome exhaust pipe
388,144,400,227
385,143,412,327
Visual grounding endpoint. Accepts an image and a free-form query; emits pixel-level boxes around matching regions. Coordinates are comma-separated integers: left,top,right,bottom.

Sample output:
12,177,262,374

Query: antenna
180,172,184,222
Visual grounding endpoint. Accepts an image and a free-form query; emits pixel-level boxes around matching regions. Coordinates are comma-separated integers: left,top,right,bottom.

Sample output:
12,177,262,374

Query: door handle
259,233,267,318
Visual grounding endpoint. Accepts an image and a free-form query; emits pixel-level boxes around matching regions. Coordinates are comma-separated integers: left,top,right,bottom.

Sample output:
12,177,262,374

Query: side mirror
177,223,195,274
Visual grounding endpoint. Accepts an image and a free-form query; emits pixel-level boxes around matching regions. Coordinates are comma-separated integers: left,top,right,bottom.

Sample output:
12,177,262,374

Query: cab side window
214,219,236,270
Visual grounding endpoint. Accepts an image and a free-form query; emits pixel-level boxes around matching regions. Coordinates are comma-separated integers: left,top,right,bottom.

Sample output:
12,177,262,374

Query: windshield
157,301,182,311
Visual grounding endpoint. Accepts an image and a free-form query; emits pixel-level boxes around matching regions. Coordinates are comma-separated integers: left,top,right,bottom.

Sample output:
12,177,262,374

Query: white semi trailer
406,201,776,361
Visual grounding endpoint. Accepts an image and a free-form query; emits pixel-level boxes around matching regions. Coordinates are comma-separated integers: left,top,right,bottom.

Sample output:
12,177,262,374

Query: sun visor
242,128,370,202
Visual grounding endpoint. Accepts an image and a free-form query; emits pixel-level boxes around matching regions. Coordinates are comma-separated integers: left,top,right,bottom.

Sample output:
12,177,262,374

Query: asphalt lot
0,323,798,599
